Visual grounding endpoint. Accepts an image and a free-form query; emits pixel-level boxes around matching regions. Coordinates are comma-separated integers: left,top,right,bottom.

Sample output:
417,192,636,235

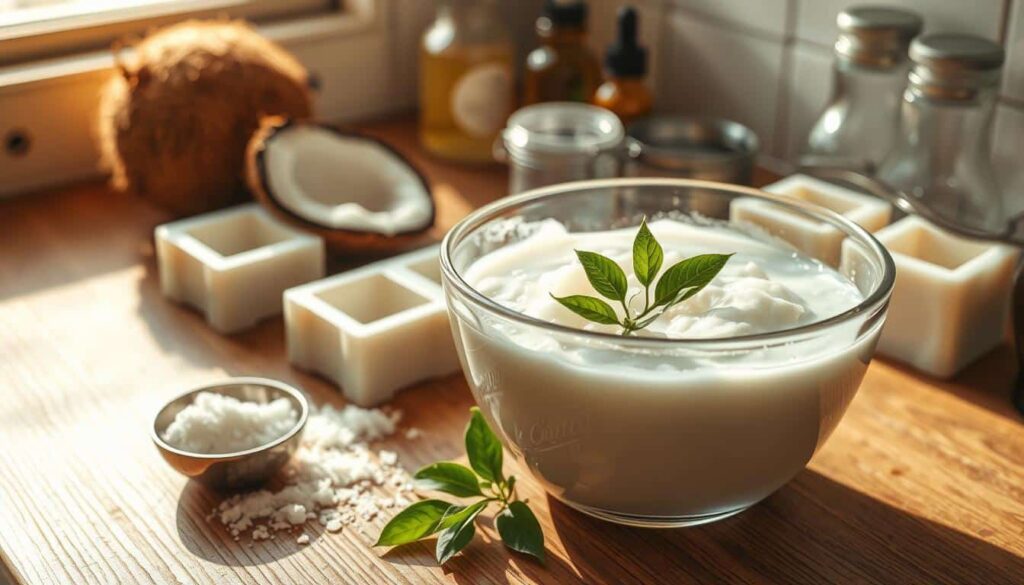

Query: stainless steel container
152,377,309,490
497,102,625,194
625,116,759,185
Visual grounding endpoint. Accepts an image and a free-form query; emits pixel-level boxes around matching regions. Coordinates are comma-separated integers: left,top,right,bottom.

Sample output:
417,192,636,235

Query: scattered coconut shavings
162,392,298,454
404,427,422,440
379,450,398,466
213,404,413,543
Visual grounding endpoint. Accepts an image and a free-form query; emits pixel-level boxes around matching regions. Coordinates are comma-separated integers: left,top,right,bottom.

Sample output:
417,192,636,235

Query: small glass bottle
420,0,514,164
877,34,1006,231
523,0,602,105
801,7,922,173
593,6,652,125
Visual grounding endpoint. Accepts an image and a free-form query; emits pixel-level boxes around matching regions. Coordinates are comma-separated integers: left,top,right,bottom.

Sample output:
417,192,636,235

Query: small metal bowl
152,377,309,491
625,116,759,185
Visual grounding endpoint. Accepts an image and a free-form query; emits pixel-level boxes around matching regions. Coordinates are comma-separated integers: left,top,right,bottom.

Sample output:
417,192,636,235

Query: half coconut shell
246,117,436,254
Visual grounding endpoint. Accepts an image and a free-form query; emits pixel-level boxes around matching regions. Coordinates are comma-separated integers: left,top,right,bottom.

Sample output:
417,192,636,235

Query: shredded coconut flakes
213,403,412,543
162,392,299,454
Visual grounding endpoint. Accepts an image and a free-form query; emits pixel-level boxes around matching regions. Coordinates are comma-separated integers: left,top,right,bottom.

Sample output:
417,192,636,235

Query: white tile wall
793,0,1005,47
383,0,1023,190
781,42,832,160
660,9,787,156
1005,0,1024,102
994,103,1024,216
666,0,790,38
588,0,664,94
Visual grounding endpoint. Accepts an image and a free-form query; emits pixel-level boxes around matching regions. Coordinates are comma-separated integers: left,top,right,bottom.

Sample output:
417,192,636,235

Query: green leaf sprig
551,218,733,335
375,407,545,565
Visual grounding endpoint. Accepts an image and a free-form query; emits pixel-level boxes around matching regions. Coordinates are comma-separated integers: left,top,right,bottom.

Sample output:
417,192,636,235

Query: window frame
0,0,403,198
0,0,344,67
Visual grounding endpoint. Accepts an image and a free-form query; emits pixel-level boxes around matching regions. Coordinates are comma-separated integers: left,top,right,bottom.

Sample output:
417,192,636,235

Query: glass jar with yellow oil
420,0,514,164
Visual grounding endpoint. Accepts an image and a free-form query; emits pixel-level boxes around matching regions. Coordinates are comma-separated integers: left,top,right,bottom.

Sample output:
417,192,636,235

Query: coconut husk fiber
98,20,314,215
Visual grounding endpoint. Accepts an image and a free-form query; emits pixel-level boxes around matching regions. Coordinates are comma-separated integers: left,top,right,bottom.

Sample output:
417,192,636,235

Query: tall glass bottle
523,0,602,105
801,7,922,173
877,34,1006,231
420,0,514,163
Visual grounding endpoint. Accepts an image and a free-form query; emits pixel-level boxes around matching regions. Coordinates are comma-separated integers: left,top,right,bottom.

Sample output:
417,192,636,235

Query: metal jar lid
834,6,923,69
626,116,758,185
908,33,1004,101
500,102,624,167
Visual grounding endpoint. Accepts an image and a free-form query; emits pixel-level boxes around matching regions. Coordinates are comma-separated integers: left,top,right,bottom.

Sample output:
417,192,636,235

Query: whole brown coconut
98,20,313,215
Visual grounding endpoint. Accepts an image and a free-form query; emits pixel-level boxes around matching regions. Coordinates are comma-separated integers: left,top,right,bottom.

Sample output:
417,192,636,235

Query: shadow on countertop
549,470,1024,585
175,481,319,568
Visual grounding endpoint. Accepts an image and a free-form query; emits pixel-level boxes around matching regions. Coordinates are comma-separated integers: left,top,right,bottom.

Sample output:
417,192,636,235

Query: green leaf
436,510,480,565
632,218,664,287
653,254,733,308
496,501,546,563
375,499,454,546
575,250,628,301
549,294,620,326
465,407,504,483
414,463,483,498
437,500,489,531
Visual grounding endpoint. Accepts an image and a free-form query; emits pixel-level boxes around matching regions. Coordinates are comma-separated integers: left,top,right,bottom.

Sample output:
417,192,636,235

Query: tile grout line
999,0,1014,44
663,2,789,44
771,0,800,160
1001,95,1024,109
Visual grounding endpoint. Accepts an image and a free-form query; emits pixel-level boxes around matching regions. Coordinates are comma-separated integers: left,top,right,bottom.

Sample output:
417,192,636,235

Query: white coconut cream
468,219,862,339
452,218,879,520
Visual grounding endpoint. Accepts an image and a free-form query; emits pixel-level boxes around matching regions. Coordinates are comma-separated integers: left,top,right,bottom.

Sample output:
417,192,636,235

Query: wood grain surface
1,115,1023,585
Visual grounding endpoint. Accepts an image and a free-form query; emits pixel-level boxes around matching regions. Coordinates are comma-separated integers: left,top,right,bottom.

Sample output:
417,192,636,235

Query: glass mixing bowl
440,178,894,527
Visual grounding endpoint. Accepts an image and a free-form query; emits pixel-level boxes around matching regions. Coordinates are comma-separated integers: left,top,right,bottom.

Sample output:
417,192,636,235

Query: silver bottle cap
908,34,1004,100
835,6,923,69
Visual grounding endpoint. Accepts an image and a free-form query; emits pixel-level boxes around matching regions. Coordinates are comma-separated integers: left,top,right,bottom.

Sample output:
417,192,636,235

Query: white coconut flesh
263,125,432,236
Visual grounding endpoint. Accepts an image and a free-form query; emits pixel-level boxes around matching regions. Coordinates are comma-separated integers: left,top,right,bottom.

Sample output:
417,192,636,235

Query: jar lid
910,33,1004,71
626,116,758,174
503,103,624,160
834,6,922,69
908,33,1004,99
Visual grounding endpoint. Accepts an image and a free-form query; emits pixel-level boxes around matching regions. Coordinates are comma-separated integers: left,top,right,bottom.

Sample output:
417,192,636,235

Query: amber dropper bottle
523,0,602,104
593,6,652,125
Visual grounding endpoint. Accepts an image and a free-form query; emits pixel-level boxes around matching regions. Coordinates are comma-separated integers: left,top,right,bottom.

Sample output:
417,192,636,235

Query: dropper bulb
618,6,637,47
605,5,646,77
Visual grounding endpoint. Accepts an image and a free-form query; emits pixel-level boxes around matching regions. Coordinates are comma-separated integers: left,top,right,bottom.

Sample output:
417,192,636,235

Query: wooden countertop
2,116,1024,585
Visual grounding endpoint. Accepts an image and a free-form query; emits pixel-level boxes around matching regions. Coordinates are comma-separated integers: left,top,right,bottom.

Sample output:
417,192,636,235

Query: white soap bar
731,174,892,266
859,216,1018,378
156,204,325,334
284,245,459,407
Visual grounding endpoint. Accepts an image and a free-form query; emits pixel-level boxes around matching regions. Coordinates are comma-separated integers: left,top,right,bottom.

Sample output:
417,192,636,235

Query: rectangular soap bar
731,174,892,266
859,216,1018,378
155,204,325,334
284,245,459,407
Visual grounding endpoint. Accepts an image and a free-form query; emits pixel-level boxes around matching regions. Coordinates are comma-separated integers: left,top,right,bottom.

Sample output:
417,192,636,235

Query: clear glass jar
441,179,894,527
801,7,922,173
497,102,624,194
877,34,1006,231
420,0,514,164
